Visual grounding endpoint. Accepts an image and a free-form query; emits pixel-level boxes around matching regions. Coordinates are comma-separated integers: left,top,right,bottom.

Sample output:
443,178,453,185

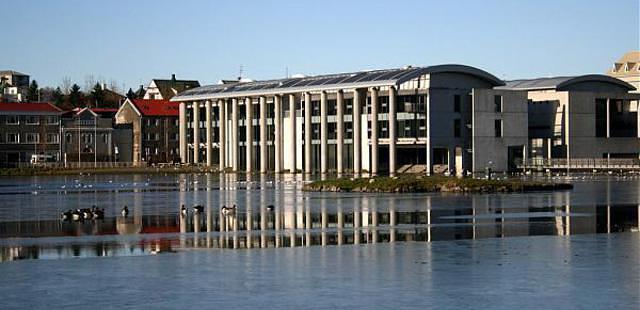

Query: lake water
0,173,638,308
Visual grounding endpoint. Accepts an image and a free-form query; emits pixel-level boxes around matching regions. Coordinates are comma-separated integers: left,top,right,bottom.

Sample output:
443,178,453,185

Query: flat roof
171,64,504,102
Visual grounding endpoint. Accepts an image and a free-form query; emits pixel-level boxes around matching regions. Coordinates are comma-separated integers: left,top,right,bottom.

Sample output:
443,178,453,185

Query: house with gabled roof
143,74,200,100
115,98,180,164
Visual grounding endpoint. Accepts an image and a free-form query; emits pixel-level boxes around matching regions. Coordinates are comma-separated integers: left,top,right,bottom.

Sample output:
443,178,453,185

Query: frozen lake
0,173,639,308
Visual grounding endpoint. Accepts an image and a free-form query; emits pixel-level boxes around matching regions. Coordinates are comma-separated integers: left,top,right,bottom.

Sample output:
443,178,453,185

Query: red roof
0,102,62,113
130,99,179,116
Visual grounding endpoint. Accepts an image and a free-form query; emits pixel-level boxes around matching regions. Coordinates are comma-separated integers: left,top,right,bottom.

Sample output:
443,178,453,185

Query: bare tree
83,75,96,93
60,76,72,95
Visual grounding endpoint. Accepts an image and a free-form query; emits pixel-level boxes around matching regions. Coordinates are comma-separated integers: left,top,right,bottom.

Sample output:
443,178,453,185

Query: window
7,133,19,143
494,119,502,137
102,133,108,144
25,133,39,143
47,133,59,144
454,119,461,138
146,119,153,126
172,133,179,141
6,115,19,125
494,95,503,113
155,119,161,126
65,133,72,143
82,133,92,144
595,98,607,137
174,119,179,127
46,116,59,125
454,95,461,113
531,138,544,148
26,116,39,125
154,133,160,141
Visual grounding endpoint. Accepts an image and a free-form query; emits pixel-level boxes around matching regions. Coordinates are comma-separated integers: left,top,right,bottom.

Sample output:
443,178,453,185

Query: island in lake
302,176,573,193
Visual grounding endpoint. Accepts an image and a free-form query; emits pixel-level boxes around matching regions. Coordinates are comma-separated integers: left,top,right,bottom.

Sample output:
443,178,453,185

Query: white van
30,154,55,165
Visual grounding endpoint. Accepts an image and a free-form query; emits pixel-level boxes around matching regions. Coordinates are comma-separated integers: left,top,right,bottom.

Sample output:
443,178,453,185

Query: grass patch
302,175,572,193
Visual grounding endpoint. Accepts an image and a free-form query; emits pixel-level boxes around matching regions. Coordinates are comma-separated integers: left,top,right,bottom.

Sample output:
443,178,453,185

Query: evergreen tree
53,87,64,107
126,88,136,99
27,80,39,102
69,84,83,107
91,82,105,108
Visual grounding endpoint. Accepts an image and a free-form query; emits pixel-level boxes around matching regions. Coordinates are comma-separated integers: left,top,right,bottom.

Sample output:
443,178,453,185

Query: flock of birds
60,206,105,221
61,204,276,222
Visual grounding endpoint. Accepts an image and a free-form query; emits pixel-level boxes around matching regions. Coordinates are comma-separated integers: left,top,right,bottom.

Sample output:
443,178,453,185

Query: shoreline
302,176,574,193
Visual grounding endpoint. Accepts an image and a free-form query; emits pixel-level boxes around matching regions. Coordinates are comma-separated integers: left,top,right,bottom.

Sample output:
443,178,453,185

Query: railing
16,162,148,169
518,158,640,170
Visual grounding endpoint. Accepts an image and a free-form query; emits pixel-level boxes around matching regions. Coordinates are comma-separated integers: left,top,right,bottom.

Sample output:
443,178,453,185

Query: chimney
171,74,176,82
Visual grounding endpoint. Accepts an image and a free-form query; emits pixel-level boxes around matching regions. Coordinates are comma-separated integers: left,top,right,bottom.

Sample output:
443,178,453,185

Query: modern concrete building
115,98,180,164
171,64,530,174
0,102,62,166
608,51,639,94
498,75,640,163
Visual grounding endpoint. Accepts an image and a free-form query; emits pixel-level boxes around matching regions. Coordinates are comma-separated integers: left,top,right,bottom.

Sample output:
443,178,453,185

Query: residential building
60,107,123,163
0,102,62,166
0,70,30,102
143,74,200,100
115,98,181,164
498,75,640,162
607,51,640,94
171,64,529,174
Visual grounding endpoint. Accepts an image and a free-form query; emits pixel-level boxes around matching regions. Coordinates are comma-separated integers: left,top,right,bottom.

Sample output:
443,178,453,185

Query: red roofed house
115,98,180,163
0,102,62,166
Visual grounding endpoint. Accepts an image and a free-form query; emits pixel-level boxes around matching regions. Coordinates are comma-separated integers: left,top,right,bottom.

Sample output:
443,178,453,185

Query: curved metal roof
499,74,635,91
171,64,504,102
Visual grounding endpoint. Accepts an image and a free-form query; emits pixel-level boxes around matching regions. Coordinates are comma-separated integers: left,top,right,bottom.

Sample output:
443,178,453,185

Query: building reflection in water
2,175,640,262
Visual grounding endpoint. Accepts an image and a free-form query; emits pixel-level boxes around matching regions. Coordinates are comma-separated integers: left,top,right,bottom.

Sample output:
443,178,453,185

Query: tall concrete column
259,96,267,173
388,86,397,176
231,98,239,171
192,102,200,164
179,102,187,163
353,89,362,174
320,91,328,173
304,92,312,174
205,100,212,167
218,99,226,170
246,97,253,173
370,87,379,175
336,90,344,174
274,95,282,173
288,94,297,173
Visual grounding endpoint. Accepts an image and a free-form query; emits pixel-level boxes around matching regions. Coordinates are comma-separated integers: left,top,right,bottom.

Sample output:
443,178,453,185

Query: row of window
64,133,110,144
3,115,59,125
3,133,59,144
144,133,179,141
145,118,179,127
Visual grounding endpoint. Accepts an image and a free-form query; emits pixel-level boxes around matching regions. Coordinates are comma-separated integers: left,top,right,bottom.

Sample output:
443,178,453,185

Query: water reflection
0,174,639,262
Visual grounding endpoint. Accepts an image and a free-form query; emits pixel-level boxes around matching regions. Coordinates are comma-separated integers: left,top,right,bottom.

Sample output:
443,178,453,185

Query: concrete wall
115,103,142,163
568,91,640,158
472,89,529,173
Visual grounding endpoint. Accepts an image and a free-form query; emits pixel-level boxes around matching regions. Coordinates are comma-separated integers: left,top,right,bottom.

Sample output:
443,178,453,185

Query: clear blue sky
2,0,638,91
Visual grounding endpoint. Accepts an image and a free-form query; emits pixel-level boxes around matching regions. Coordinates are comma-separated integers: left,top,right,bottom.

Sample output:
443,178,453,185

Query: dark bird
72,209,83,221
266,205,275,212
193,205,204,214
121,206,129,218
180,204,188,217
61,210,73,221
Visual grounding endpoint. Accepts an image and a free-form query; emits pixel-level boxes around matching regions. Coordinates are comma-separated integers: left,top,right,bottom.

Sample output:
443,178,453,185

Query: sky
1,0,638,92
